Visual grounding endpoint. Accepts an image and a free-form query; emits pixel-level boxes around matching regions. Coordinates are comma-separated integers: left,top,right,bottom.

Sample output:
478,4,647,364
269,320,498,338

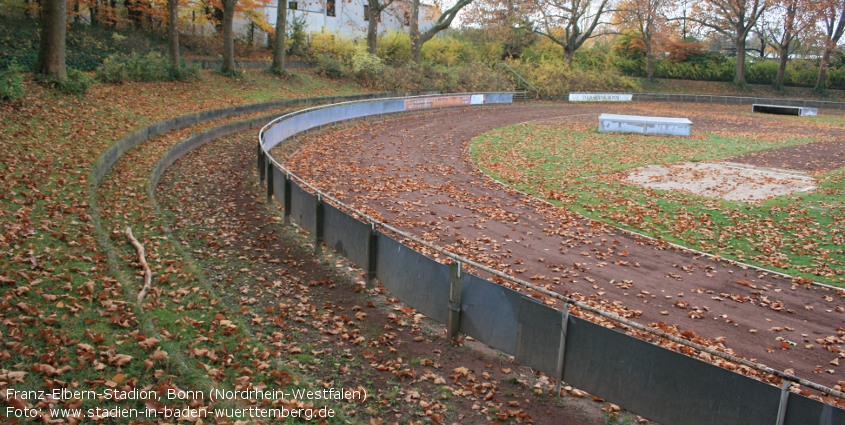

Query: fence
627,92,845,110
256,93,845,425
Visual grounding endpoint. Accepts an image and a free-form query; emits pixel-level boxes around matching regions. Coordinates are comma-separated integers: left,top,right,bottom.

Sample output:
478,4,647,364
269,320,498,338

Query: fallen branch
125,227,152,302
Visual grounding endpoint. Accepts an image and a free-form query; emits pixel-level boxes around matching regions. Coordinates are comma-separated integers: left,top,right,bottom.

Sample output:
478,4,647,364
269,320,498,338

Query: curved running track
284,102,845,390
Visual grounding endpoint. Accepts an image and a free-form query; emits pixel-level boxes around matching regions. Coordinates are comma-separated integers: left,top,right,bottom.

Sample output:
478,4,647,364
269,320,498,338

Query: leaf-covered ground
0,69,367,424
282,103,845,404
472,107,845,287
156,129,646,425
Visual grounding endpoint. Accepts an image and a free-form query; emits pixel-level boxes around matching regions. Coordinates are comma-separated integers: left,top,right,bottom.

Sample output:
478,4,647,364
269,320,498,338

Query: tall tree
814,0,845,92
168,0,182,77
271,0,286,73
36,0,67,80
525,0,614,66
767,0,810,89
409,0,474,62
367,0,396,54
690,0,768,85
221,0,237,74
616,0,671,79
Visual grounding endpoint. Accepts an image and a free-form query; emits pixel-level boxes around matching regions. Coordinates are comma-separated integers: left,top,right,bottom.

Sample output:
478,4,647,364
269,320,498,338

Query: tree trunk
734,32,746,85
409,0,421,62
36,0,67,80
816,47,832,93
168,0,181,78
91,0,98,26
645,42,654,80
564,48,573,67
221,0,237,74
774,45,789,90
271,0,286,73
367,3,379,55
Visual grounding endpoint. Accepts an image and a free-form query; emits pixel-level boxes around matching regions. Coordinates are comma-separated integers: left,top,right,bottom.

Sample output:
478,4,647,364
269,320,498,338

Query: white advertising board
569,93,633,102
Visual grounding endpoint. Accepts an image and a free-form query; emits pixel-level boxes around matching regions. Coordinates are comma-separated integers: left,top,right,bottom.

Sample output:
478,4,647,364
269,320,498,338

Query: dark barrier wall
375,233,451,324
122,92,845,425
322,203,371,269
564,316,783,425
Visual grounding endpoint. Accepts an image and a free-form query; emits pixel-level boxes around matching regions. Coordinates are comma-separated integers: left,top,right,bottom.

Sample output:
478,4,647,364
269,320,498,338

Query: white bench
598,114,692,137
752,104,818,116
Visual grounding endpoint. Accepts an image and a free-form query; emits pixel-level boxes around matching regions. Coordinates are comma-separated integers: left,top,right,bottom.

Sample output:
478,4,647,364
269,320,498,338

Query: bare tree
36,0,67,80
526,0,614,66
766,0,811,89
221,0,238,74
689,0,768,85
616,0,671,79
168,0,181,77
367,0,396,54
409,0,474,62
814,0,845,92
271,0,286,73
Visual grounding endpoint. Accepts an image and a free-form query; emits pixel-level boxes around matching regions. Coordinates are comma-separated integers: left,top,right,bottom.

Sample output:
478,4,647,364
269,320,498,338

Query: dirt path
284,102,845,392
158,130,649,424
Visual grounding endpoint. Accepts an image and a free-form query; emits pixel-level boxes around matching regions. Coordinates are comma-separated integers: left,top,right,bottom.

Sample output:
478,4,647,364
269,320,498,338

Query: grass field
471,121,845,287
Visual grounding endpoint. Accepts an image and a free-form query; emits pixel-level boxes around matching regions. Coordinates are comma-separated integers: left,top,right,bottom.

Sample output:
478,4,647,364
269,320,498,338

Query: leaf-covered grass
472,122,845,286
0,68,369,422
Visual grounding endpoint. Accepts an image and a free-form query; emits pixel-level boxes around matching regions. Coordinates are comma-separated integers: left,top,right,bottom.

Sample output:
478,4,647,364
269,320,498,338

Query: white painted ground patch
618,162,816,203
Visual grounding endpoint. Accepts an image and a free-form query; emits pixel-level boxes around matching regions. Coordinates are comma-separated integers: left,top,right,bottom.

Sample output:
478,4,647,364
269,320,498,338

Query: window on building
327,0,335,16
363,4,380,21
288,1,297,9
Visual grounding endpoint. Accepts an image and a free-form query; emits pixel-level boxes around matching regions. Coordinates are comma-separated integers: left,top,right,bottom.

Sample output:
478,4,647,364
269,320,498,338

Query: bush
506,57,638,98
39,68,94,96
422,36,474,67
378,30,411,64
746,60,778,85
96,52,198,83
444,62,512,93
308,30,356,62
315,54,346,79
287,13,309,57
0,61,26,102
350,47,384,84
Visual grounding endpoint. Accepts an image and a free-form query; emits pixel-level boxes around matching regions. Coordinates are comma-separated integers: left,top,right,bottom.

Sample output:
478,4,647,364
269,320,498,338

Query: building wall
258,0,436,43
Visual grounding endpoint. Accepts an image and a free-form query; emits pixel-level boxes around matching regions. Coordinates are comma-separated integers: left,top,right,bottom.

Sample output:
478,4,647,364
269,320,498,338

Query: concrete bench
598,114,692,137
752,104,818,116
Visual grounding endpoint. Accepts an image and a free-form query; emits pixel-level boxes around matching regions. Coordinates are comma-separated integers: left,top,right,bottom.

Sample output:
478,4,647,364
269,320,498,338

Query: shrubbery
503,56,639,98
309,30,356,62
0,61,25,102
95,51,198,83
37,68,94,96
378,31,411,64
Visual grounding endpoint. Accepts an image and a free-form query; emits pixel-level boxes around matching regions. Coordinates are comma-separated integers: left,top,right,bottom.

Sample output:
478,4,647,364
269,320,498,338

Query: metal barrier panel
322,203,370,269
289,180,316,234
459,273,520,354
263,100,406,150
485,93,515,104
563,316,781,425
783,393,845,425
272,166,284,203
375,232,450,323
516,297,563,376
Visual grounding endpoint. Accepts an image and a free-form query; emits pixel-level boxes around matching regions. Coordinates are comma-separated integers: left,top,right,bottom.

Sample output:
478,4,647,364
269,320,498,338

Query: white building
259,0,438,42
